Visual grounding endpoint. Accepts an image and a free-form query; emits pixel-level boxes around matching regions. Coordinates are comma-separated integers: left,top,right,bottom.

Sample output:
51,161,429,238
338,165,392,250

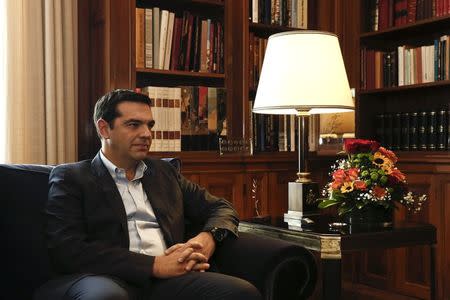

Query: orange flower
347,168,359,181
354,180,367,190
372,186,387,199
332,169,346,181
331,180,342,190
378,146,398,164
389,168,406,184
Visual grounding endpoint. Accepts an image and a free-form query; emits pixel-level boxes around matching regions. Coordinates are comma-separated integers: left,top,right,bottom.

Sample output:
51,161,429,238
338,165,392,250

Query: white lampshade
253,31,354,115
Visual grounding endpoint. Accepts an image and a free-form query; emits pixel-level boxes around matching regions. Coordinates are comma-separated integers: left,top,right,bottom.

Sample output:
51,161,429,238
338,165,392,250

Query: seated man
35,89,261,300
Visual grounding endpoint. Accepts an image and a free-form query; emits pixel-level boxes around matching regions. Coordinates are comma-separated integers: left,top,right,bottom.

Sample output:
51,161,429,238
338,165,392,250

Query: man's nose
141,125,152,137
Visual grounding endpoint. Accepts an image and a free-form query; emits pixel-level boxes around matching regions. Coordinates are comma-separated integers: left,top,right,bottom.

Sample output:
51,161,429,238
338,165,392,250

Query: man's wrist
208,227,228,243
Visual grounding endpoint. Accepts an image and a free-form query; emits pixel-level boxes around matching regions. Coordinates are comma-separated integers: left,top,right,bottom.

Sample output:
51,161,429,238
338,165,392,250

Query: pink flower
344,139,380,154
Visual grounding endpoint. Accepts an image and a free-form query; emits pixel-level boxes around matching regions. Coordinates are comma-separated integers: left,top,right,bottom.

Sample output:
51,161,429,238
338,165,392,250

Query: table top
238,216,436,259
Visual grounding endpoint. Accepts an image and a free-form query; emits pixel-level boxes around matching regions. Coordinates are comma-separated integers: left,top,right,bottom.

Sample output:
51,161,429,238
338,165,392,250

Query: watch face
212,228,227,242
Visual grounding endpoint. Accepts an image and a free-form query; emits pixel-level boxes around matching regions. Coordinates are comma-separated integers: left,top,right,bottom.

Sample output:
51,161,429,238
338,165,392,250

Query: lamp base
284,181,320,229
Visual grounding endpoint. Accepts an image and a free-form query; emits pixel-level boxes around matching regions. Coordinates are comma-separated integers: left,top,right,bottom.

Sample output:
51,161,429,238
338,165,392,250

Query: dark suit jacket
45,153,239,287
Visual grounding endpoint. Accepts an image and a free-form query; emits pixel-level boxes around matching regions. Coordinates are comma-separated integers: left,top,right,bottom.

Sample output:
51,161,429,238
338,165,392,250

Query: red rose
344,139,380,154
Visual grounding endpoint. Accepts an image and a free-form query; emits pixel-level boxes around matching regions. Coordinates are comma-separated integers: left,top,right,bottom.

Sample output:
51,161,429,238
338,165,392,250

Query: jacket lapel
91,153,129,243
141,163,174,246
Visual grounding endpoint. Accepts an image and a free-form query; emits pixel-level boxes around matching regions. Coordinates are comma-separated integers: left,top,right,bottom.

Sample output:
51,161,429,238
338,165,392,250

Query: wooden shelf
360,15,450,42
249,22,301,36
192,0,224,6
136,0,224,9
359,80,450,94
396,151,450,164
137,68,224,78
136,68,225,87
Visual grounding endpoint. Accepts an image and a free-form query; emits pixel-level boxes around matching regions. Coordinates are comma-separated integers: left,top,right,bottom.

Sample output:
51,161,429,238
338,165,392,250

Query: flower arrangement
318,139,427,217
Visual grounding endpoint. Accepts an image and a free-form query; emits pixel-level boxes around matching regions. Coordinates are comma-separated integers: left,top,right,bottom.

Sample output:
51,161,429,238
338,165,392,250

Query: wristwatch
209,227,228,243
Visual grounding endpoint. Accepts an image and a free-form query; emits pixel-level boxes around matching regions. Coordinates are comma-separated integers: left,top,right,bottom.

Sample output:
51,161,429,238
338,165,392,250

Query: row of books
252,114,298,152
137,86,226,152
375,109,450,151
249,35,268,91
249,0,308,28
367,0,450,32
135,8,224,73
361,37,449,89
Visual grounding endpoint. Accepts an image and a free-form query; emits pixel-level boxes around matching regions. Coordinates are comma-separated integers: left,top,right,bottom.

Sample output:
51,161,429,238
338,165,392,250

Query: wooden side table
239,219,437,300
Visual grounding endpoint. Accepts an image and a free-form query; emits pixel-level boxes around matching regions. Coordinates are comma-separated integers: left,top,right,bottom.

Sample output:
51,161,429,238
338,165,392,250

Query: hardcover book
418,111,428,150
437,108,447,150
410,112,418,150
401,112,410,151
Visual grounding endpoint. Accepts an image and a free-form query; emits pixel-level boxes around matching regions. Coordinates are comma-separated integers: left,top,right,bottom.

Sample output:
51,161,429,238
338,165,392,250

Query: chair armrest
213,232,317,300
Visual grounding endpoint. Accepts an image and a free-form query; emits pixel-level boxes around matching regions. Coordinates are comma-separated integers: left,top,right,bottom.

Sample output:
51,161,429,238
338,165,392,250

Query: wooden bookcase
77,0,323,223
353,2,450,299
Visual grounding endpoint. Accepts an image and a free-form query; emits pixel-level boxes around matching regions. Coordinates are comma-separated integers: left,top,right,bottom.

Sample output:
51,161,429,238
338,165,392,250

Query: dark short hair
93,89,151,130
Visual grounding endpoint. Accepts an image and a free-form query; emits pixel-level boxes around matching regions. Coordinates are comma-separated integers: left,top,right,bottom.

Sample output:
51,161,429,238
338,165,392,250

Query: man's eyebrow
123,119,155,127
123,119,143,124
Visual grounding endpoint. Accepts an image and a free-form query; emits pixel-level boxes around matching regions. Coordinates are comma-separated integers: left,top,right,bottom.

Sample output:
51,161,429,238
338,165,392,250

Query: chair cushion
1,164,55,299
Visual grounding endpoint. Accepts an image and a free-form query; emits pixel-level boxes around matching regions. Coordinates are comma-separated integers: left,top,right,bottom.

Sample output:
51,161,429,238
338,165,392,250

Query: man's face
98,101,154,167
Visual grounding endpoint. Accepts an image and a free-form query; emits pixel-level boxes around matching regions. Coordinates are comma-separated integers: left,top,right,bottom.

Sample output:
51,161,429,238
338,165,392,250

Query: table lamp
252,31,354,228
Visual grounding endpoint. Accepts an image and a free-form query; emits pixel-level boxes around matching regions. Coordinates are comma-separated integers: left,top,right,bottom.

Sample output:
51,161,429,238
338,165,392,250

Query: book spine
163,12,175,70
419,111,428,150
410,112,419,150
385,113,393,149
376,114,386,146
145,8,153,69
401,112,410,150
135,8,145,68
428,110,437,150
392,112,401,150
447,108,450,150
437,108,447,150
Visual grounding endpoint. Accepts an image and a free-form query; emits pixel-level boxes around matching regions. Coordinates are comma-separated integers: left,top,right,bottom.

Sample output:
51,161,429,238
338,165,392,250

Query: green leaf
318,199,340,209
338,206,353,216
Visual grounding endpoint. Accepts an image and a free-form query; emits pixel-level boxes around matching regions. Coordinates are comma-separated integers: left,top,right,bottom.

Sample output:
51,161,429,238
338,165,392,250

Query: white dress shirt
100,151,167,256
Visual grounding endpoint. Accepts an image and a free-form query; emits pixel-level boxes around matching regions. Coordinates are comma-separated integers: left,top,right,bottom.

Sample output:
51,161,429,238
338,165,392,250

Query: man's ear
97,119,111,139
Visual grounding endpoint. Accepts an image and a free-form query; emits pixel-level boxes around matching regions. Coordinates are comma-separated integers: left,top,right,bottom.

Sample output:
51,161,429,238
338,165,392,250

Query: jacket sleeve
46,165,154,287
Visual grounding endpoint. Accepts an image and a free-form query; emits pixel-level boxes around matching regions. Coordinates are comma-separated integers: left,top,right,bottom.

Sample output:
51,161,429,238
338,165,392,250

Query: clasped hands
152,231,215,278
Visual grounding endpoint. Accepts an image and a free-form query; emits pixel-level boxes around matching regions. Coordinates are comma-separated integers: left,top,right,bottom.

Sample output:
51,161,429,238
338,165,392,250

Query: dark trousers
34,272,261,300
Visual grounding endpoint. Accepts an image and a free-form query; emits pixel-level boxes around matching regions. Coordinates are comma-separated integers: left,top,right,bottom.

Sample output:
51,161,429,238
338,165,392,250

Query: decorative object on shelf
218,138,252,155
250,178,271,224
252,31,354,229
318,139,427,227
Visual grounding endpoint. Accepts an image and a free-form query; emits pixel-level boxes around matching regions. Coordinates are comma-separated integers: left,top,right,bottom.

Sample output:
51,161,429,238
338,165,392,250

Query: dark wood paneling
199,173,245,216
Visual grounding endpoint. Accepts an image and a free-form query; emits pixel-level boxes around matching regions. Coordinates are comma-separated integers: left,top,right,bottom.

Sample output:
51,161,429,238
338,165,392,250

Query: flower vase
342,205,393,229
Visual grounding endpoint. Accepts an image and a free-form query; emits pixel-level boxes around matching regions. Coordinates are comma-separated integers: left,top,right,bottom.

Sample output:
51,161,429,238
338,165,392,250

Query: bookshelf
246,0,317,153
78,0,324,223
359,5,450,154
355,1,450,299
